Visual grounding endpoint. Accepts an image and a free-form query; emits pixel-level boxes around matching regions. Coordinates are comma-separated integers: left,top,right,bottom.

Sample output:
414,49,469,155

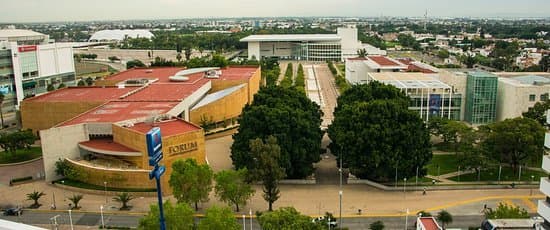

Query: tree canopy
0,130,37,157
328,82,432,181
522,99,550,127
258,207,323,230
480,117,545,171
231,86,323,179
248,136,285,211
138,201,194,230
214,169,255,212
197,206,240,230
484,203,530,219
168,159,213,210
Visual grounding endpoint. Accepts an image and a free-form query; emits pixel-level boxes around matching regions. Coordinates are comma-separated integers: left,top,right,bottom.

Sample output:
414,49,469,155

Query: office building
497,75,550,121
464,72,498,125
537,110,550,229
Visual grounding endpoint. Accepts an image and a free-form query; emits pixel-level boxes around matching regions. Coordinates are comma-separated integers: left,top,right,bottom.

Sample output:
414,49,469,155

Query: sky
1,0,549,23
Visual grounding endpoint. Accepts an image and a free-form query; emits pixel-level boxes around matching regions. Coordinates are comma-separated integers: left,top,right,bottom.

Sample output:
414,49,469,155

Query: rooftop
0,29,46,39
79,138,140,156
369,72,451,89
396,58,438,74
89,29,154,41
24,87,138,102
122,81,209,101
127,119,201,137
368,56,405,67
192,84,246,110
61,101,179,126
104,67,187,84
418,217,442,230
213,66,259,81
240,34,340,42
511,75,550,85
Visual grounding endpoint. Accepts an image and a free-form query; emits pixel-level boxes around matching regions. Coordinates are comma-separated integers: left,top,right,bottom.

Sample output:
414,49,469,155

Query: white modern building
496,75,550,121
89,29,154,43
240,27,386,61
0,29,76,112
537,110,550,229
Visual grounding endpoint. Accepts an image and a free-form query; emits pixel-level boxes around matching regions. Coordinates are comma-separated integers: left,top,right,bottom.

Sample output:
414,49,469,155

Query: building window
529,94,536,102
541,93,549,101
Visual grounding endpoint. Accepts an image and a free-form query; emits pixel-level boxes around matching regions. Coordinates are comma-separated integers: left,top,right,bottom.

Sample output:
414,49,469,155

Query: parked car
3,206,22,216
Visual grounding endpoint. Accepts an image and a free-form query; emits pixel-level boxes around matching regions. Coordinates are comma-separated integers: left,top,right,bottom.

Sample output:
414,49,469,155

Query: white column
10,42,24,109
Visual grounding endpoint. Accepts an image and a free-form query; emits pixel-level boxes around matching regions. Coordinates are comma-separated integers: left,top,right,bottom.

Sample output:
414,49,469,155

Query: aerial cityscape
0,0,549,229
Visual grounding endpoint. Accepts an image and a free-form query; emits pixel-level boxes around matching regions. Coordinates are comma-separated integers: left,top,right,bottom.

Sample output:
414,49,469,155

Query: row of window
529,93,549,102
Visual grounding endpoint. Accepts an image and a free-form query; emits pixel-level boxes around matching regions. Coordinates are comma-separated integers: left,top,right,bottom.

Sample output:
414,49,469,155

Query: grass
447,166,546,182
336,64,345,74
0,147,42,164
75,62,110,75
385,41,399,48
53,179,157,193
426,154,459,176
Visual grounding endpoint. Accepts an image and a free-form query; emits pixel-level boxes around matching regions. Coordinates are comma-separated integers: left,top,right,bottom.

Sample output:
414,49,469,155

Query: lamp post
50,215,60,230
242,215,246,230
100,205,105,228
339,152,343,229
68,209,74,230
531,175,535,196
403,178,407,199
103,181,108,204
249,208,252,230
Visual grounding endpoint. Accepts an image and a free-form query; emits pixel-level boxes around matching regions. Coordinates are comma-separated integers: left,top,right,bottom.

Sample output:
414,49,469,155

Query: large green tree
0,130,37,157
138,201,194,230
481,117,545,171
231,86,322,179
169,159,213,211
522,99,550,127
198,206,240,230
258,207,323,230
214,169,255,212
248,136,285,211
484,203,529,219
328,82,432,181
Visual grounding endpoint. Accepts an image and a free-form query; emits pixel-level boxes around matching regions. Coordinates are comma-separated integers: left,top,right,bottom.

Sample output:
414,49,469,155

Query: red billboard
18,45,37,52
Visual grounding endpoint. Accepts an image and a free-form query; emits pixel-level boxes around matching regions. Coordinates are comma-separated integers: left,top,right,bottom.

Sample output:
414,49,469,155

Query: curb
0,156,42,167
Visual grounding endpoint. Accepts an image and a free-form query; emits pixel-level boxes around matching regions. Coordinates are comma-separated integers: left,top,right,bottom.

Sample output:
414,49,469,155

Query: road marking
521,198,538,212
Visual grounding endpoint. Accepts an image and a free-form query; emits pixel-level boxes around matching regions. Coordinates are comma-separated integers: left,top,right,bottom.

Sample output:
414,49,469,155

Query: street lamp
530,175,535,196
103,181,107,204
339,153,343,229
242,215,246,230
68,209,74,230
61,180,66,202
249,208,252,230
403,178,407,199
100,205,105,228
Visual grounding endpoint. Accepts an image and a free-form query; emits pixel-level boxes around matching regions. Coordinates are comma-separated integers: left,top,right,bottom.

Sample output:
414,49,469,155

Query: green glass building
464,72,498,124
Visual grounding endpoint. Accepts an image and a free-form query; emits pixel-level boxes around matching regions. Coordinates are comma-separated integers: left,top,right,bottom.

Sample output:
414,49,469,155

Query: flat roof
123,81,209,101
192,84,246,110
214,66,258,81
128,119,201,136
240,34,340,42
104,67,186,84
419,217,442,230
369,72,451,89
25,86,138,102
79,139,139,154
61,101,179,126
511,75,550,85
0,29,45,38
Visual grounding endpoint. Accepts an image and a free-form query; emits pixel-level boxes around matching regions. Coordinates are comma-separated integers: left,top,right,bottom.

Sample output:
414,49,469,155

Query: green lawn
336,64,345,74
426,154,459,176
447,166,546,182
0,147,42,164
385,41,399,48
54,179,156,192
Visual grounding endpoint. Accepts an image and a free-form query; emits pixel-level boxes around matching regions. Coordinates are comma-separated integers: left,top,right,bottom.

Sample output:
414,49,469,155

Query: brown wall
21,101,104,134
247,69,261,104
189,85,249,125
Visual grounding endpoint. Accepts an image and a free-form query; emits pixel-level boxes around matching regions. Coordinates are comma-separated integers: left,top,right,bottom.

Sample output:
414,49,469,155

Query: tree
57,83,66,89
138,201,194,230
481,117,545,172
198,206,240,230
47,84,55,91
26,191,45,208
68,194,83,209
369,220,385,230
328,82,432,181
522,99,550,127
0,93,4,128
169,159,213,211
126,59,146,69
113,192,134,210
417,210,432,217
437,49,450,59
437,210,453,229
214,169,255,212
0,130,37,158
85,77,94,86
484,203,529,219
357,48,368,57
258,207,323,230
231,86,322,179
248,136,285,211
210,54,229,68
77,80,86,86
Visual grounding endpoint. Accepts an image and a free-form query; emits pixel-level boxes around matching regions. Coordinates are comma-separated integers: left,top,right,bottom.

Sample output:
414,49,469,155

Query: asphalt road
1,210,488,229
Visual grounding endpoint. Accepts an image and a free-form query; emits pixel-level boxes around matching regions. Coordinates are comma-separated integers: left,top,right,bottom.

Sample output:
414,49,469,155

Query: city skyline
1,0,549,23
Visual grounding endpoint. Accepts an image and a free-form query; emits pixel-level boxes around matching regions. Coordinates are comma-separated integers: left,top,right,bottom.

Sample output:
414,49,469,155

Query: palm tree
437,210,453,229
357,48,368,58
26,191,46,208
68,194,83,209
113,192,134,210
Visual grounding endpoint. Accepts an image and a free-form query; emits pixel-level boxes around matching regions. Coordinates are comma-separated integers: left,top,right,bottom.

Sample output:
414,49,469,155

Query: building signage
168,141,198,156
146,127,163,167
18,45,37,52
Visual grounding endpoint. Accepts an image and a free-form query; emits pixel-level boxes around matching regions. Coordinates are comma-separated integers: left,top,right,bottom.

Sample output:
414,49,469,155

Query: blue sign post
146,127,166,230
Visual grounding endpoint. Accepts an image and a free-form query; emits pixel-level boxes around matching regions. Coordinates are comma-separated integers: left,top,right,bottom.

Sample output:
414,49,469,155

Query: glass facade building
464,72,498,125
291,42,341,61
